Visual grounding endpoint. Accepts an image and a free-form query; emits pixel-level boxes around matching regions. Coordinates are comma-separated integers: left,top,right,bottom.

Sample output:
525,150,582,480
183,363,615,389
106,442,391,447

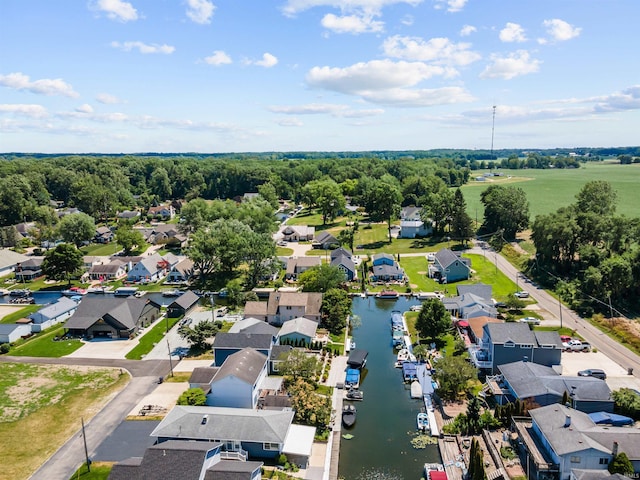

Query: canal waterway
0,291,177,306
338,296,441,480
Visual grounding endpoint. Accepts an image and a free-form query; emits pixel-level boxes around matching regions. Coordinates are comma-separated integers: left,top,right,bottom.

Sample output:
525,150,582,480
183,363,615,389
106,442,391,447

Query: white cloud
593,85,640,113
306,59,474,106
96,93,122,104
91,0,139,22
268,103,384,117
539,19,581,44
382,35,480,66
480,50,541,80
460,25,476,36
0,72,79,97
277,118,304,127
111,41,175,54
186,0,215,25
401,15,414,26
203,50,232,66
282,0,423,17
254,53,278,68
432,0,467,13
76,104,94,113
321,13,384,34
499,22,527,43
0,104,48,118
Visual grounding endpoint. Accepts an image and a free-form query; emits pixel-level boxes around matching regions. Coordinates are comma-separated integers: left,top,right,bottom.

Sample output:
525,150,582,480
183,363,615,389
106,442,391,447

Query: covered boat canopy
345,368,361,387
347,349,368,369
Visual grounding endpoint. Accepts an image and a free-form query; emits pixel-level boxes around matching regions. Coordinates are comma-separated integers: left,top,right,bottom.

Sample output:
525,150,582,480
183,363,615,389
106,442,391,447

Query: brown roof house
266,291,323,326
65,296,161,339
285,256,321,280
243,301,268,322
147,204,175,220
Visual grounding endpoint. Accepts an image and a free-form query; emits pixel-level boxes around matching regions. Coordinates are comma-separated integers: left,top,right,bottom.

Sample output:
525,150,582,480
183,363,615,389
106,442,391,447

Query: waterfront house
15,257,44,281
165,258,194,284
443,284,497,319
150,406,316,467
207,348,269,409
242,301,268,322
0,323,31,344
109,440,263,480
513,404,640,480
87,260,127,281
430,248,471,283
0,249,29,278
126,254,170,282
285,256,322,280
491,361,614,413
277,317,318,346
64,296,161,339
265,291,323,326
330,249,357,281
212,332,276,366
29,296,78,332
471,322,562,374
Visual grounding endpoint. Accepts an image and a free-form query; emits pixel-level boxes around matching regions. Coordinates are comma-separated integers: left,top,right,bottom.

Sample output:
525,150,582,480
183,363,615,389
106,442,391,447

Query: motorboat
87,286,108,294
397,348,410,362
342,404,357,428
424,464,446,480
9,288,31,297
162,289,182,297
0,288,10,296
410,380,423,399
417,412,430,431
346,388,364,401
376,290,399,299
10,296,35,304
61,286,87,296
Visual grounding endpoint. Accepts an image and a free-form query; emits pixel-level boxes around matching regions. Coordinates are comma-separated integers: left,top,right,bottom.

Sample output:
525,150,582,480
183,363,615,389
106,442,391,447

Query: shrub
0,343,10,354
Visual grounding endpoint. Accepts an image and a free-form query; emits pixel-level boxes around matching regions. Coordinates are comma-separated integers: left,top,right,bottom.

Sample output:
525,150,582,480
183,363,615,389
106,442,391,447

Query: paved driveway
92,419,160,462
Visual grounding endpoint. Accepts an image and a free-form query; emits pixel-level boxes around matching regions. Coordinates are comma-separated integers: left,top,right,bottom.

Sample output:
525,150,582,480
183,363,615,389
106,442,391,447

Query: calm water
338,296,441,480
0,291,176,306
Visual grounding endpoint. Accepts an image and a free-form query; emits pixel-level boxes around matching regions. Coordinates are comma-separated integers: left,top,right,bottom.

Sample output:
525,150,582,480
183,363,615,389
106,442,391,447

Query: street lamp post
210,293,215,323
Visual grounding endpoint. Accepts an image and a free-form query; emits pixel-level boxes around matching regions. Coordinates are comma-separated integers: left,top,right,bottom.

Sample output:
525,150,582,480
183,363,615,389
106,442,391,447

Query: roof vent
564,415,571,428
201,415,209,425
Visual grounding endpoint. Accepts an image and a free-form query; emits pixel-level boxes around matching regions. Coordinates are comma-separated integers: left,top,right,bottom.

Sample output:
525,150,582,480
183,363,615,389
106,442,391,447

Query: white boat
114,286,138,296
424,463,446,480
0,288,10,296
417,412,429,431
411,380,423,399
162,289,182,297
61,286,87,296
397,348,410,362
87,286,108,294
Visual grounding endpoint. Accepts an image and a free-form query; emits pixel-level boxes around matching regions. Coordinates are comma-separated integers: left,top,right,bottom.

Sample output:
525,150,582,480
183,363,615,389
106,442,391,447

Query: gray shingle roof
65,296,154,330
456,284,492,301
0,249,29,270
278,317,318,339
212,348,267,385
170,290,200,310
189,366,218,385
485,322,537,345
534,330,563,348
331,254,355,273
314,231,338,244
213,332,274,350
330,247,352,260
150,406,294,444
434,248,460,269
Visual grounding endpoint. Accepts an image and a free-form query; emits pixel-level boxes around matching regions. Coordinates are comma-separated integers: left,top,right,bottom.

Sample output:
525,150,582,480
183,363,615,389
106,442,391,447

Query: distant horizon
2,1,639,152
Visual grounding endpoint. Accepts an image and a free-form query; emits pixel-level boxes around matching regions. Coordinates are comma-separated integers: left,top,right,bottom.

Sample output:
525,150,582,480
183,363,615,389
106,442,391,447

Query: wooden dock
438,436,466,480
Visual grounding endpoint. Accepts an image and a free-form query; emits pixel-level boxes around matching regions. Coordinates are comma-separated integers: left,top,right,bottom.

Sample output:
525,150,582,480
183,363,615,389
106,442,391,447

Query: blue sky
1,0,639,153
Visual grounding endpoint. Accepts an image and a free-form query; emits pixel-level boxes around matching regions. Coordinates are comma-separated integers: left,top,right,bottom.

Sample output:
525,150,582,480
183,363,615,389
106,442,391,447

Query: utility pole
558,295,563,329
167,339,174,377
81,417,90,472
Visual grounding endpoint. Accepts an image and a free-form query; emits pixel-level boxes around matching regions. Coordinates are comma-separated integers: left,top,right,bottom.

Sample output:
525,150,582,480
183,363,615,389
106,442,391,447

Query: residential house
399,219,432,238
285,256,321,280
0,323,31,343
151,406,316,467
56,207,81,218
95,226,114,244
127,254,170,282
116,210,140,221
14,222,36,240
242,301,268,322
330,248,357,281
491,361,614,413
64,296,161,339
228,318,279,336
109,440,262,480
371,255,405,282
189,366,218,393
212,332,276,366
147,204,175,220
266,291,323,325
87,260,127,281
82,256,101,270
167,291,200,318
207,348,268,409
400,206,422,221
280,225,314,242
443,284,497,319
165,258,194,285
136,224,186,247
29,296,78,332
15,257,44,281
466,316,503,344
430,248,471,283
471,322,562,373
269,344,293,375
312,231,340,250
513,404,640,480
278,317,318,346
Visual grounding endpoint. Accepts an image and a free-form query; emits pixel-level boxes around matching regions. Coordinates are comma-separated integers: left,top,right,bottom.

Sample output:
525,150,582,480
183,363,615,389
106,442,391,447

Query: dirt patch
417,271,427,275
410,283,418,289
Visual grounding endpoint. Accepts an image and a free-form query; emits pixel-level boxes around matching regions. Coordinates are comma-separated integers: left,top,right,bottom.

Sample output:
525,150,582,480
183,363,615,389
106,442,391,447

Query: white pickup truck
562,339,592,352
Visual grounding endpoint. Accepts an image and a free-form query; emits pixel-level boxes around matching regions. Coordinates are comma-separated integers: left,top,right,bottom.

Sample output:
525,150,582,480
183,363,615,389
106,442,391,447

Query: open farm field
462,162,640,221
0,363,128,480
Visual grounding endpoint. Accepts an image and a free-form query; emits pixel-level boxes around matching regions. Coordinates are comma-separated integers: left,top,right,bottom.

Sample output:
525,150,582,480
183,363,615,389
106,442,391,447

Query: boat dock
438,436,466,480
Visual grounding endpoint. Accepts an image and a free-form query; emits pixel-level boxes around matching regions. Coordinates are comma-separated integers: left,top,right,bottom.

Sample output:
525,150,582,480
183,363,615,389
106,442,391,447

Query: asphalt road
0,356,171,378
468,241,640,379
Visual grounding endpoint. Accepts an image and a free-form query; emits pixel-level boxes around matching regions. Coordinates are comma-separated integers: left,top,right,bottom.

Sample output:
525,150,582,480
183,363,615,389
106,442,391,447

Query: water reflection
338,296,441,480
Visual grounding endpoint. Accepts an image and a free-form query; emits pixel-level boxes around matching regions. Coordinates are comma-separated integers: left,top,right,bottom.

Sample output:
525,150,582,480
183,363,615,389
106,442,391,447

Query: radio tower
490,105,496,159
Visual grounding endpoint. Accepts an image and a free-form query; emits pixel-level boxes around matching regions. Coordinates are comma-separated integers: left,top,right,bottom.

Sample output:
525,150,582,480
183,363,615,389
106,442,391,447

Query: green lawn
0,304,40,324
80,242,121,256
125,316,181,360
461,162,640,222
10,325,84,357
69,463,113,480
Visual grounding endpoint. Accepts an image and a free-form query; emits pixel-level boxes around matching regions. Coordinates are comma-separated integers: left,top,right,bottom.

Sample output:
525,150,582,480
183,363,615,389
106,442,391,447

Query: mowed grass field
0,363,128,480
461,162,640,222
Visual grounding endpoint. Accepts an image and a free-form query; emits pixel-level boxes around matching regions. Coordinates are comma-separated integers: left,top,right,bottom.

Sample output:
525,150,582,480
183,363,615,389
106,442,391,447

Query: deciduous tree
41,243,83,285
58,213,96,248
415,298,451,340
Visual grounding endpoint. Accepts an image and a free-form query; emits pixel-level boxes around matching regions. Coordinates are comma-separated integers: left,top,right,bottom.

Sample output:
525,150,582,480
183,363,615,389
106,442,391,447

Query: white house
127,254,170,282
0,249,29,278
0,323,31,343
29,296,79,332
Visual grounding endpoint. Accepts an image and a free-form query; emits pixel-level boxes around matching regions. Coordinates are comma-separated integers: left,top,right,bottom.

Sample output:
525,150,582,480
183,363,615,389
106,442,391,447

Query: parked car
563,339,592,352
277,240,288,246
514,291,529,298
518,316,540,325
578,368,606,380
560,335,572,343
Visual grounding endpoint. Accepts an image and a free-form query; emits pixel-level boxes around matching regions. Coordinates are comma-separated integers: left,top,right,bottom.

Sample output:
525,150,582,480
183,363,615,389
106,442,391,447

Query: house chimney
564,415,571,428
612,441,618,456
